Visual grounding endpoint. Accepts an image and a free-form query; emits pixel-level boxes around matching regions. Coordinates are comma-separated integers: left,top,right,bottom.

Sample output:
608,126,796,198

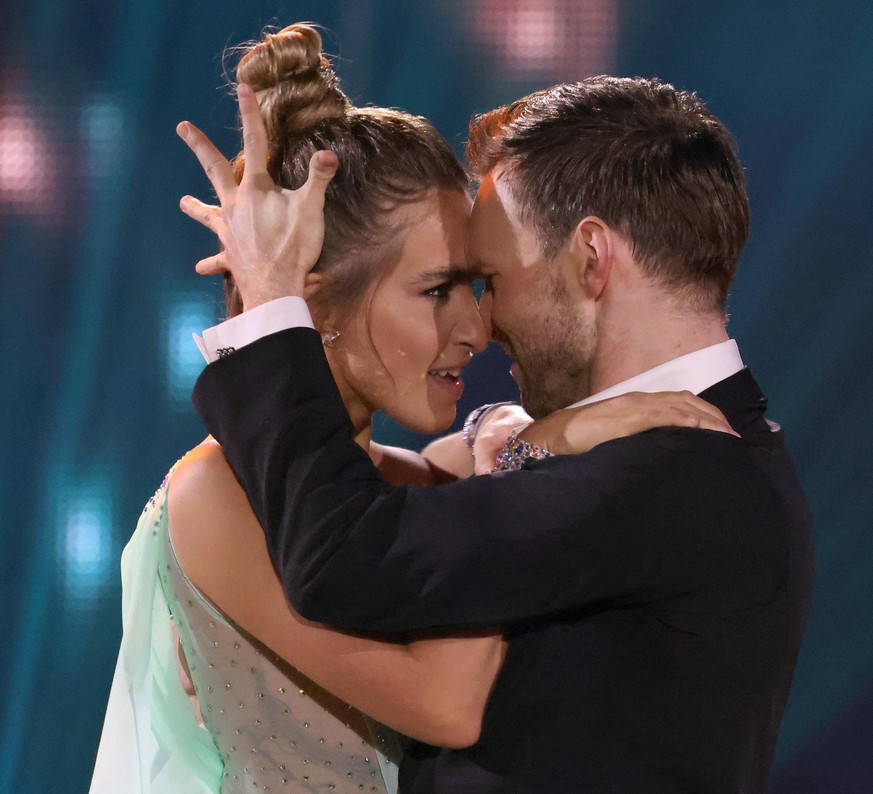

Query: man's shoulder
538,425,798,511
557,425,747,474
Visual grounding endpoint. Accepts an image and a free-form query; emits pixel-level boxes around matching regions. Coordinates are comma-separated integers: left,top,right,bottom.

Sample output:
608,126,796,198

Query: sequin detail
153,475,402,793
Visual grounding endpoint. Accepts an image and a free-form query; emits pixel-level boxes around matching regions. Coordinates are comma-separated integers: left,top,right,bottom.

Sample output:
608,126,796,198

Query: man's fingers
176,122,237,203
309,149,340,186
237,83,270,182
194,253,228,275
179,195,223,234
299,150,339,207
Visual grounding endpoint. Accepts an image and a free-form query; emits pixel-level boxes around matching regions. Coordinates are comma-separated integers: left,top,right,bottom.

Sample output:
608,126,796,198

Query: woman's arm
168,439,505,749
369,441,460,486
423,394,736,478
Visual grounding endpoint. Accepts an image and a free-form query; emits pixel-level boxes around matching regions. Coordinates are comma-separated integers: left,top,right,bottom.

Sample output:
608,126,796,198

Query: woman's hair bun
236,23,349,136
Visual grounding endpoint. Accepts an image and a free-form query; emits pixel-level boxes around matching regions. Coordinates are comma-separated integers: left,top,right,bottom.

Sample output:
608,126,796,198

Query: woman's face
329,189,488,435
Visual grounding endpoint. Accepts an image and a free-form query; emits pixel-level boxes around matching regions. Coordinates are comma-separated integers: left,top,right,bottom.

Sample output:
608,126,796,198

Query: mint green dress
91,473,402,793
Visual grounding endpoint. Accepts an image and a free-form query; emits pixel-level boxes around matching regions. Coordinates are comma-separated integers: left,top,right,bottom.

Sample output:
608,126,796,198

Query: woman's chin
391,407,456,437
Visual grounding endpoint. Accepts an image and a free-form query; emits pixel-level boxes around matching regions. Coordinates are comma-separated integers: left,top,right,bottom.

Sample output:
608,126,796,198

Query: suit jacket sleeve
193,327,746,632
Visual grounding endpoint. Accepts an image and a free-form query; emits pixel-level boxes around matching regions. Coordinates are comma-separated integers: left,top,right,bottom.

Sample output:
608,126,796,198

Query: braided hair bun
236,23,349,139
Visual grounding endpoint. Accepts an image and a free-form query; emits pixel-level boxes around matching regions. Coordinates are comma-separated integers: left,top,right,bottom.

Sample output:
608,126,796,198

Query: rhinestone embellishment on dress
152,479,401,793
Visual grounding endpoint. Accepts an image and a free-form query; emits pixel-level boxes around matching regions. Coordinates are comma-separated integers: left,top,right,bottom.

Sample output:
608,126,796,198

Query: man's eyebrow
416,265,484,284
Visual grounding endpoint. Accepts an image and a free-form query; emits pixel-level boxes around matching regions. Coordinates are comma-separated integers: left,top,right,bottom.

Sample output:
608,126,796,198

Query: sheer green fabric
90,481,223,792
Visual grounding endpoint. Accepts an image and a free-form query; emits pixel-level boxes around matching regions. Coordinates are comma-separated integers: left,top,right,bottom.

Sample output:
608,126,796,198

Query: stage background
2,1,871,790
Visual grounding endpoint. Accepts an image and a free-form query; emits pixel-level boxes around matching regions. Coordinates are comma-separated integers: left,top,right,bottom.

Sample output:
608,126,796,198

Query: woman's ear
571,217,613,300
303,272,324,301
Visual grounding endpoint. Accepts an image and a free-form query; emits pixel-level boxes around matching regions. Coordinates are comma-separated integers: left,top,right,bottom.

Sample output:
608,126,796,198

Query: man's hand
176,82,338,310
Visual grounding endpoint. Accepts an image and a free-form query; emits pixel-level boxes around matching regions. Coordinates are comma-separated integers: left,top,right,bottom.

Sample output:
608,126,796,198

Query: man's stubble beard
512,276,596,420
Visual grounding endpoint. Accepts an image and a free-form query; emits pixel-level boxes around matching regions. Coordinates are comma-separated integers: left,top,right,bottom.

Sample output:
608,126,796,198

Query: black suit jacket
194,328,814,793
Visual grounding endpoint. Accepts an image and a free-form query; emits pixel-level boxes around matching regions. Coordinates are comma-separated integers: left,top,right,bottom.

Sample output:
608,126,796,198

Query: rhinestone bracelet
493,429,555,471
462,401,518,450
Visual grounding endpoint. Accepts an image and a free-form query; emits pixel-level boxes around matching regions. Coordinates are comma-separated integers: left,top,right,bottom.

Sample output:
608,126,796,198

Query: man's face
467,170,596,418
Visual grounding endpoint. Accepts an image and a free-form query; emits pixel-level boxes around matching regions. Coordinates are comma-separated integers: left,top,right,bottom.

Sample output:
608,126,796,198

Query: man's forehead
470,169,524,241
472,165,513,205
468,167,547,272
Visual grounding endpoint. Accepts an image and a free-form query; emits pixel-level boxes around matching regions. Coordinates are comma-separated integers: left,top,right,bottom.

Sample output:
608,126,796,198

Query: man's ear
303,272,324,301
570,217,613,300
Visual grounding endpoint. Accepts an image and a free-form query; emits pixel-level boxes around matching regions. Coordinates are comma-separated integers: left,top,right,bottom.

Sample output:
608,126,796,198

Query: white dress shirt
571,340,745,406
194,296,314,363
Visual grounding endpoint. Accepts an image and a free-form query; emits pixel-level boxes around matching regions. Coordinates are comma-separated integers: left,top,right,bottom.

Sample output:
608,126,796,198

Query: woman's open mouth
428,367,464,398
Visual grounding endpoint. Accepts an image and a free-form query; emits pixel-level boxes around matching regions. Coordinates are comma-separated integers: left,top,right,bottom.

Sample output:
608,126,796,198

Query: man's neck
588,317,730,397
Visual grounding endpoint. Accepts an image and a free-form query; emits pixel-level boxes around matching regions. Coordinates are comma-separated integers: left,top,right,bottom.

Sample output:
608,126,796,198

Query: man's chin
510,364,538,419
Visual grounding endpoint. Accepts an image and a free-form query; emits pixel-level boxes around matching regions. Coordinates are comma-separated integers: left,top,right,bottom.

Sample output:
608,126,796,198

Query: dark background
2,1,871,790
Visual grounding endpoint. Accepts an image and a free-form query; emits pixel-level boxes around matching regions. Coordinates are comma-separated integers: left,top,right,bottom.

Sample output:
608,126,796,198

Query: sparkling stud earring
321,330,342,347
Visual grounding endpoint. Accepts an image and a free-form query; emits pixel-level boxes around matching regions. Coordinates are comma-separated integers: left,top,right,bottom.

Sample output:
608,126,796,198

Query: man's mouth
491,329,515,360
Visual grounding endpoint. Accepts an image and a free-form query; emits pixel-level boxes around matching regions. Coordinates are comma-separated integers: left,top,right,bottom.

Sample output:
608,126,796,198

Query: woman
92,23,735,793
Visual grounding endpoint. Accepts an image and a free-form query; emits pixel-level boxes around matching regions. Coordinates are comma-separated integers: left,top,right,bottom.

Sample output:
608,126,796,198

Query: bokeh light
80,99,124,181
163,293,219,405
0,101,52,210
468,0,617,80
56,482,114,610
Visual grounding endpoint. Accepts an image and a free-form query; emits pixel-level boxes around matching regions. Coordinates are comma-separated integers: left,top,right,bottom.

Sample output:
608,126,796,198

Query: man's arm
194,327,732,633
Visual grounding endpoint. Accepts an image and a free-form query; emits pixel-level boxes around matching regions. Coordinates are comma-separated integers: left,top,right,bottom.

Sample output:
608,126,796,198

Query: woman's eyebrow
416,265,484,284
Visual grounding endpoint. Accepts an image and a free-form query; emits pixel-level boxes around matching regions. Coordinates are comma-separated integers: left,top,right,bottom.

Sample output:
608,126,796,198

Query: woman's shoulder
170,436,236,493
167,438,259,591
169,439,244,528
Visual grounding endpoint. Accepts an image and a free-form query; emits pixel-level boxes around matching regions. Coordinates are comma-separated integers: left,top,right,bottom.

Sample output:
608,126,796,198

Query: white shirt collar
570,339,744,408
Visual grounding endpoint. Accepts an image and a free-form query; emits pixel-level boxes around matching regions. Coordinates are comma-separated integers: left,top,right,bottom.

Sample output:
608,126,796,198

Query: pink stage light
0,102,53,211
469,0,617,81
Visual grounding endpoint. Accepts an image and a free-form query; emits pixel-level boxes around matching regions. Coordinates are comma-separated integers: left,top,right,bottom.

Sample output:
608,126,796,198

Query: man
185,77,813,791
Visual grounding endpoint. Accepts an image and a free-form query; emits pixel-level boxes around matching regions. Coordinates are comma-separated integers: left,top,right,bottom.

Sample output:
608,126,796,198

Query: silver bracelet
462,401,518,450
493,429,554,471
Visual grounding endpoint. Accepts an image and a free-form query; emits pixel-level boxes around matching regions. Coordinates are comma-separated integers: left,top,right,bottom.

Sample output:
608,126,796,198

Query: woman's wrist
516,411,568,456
463,402,518,451
493,428,555,471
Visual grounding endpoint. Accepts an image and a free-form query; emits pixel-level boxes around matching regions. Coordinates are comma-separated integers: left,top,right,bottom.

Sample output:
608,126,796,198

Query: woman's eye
423,282,452,299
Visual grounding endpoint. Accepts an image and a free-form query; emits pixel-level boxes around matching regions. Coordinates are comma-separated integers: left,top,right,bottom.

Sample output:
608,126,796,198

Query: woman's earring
321,330,342,347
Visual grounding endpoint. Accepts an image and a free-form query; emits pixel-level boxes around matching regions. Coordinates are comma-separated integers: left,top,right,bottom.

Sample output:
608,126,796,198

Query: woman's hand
504,391,739,464
176,82,338,310
471,404,534,475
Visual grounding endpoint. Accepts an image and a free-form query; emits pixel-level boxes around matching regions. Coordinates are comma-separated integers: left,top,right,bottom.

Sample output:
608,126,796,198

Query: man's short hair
467,77,750,311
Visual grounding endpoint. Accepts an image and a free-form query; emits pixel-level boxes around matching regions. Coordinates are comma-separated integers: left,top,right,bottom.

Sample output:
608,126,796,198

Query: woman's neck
324,351,374,451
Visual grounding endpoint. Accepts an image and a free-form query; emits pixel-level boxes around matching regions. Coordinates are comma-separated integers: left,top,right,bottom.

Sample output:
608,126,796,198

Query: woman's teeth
430,369,460,381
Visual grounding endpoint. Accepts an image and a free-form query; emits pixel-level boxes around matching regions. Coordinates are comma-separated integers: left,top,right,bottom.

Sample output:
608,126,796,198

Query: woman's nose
477,289,494,343
456,288,489,353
